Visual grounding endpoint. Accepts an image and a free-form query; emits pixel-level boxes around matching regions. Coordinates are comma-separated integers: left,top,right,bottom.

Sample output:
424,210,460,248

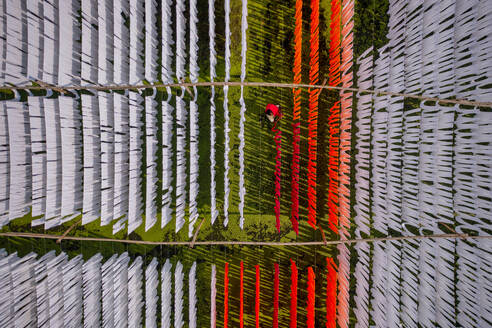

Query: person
263,104,282,128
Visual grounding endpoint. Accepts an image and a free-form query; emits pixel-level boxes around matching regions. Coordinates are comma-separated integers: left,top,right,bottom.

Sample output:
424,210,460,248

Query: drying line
0,231,490,246
1,81,491,108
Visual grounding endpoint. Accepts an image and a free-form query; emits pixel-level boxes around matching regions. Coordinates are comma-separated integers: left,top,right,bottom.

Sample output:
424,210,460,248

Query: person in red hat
263,104,282,128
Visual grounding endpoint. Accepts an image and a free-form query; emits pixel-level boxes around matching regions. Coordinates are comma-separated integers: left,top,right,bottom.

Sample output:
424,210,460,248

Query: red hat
266,104,280,117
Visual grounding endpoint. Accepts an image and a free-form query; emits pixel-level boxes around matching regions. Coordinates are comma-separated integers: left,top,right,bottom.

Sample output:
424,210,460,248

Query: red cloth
255,265,260,328
266,104,281,117
224,263,229,328
273,263,280,328
240,261,244,328
307,0,320,229
326,258,337,328
290,259,298,328
307,267,316,328
291,0,302,235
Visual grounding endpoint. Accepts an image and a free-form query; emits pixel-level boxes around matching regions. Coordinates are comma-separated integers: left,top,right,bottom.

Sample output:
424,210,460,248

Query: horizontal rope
1,81,491,108
0,231,489,247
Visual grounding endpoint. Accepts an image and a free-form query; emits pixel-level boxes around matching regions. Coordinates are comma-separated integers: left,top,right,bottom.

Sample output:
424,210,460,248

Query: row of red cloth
222,258,337,328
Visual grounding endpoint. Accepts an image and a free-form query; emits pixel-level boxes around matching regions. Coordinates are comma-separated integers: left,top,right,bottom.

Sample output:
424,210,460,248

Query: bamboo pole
0,231,488,247
1,81,490,108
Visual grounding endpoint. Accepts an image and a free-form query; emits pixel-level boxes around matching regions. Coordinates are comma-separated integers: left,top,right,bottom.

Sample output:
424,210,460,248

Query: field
0,0,390,326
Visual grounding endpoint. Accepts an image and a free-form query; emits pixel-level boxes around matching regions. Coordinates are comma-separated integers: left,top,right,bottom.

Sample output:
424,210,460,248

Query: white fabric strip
209,0,218,225
161,0,174,229
189,262,197,328
81,93,101,224
145,0,158,83
188,0,199,237
27,0,43,81
223,0,231,227
81,0,101,224
112,0,130,234
145,0,159,231
112,92,130,234
47,253,68,327
128,91,143,234
127,0,145,234
353,47,373,328
145,258,158,328
98,0,115,226
6,102,31,221
145,92,158,231
128,256,143,328
29,97,46,222
113,253,130,327
0,252,19,326
43,98,62,228
58,0,81,86
174,261,184,328
12,252,37,327
385,1,406,325
0,102,9,227
399,2,423,326
62,255,83,327
83,253,103,328
175,0,187,233
369,46,389,328
59,0,83,222
102,254,117,328
43,0,58,86
238,0,248,229
5,0,27,85
161,259,172,328
58,0,84,223
35,251,56,327
0,1,6,86
59,96,83,219
210,264,216,328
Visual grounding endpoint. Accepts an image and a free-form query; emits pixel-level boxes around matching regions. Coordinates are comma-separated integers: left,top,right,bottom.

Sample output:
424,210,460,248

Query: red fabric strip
255,265,260,328
307,267,316,328
273,263,280,328
338,1,354,328
326,258,337,328
307,0,320,229
272,123,282,233
240,261,244,328
291,0,302,234
328,0,341,234
290,259,298,328
224,262,229,328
